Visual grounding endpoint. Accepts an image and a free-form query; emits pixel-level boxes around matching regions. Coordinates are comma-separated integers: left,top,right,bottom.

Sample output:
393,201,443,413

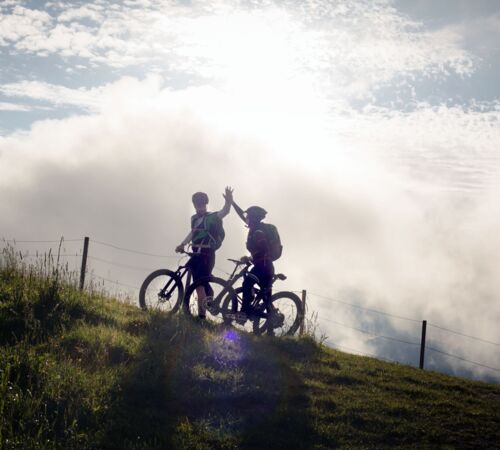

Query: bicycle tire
139,269,183,313
184,276,237,325
253,291,303,337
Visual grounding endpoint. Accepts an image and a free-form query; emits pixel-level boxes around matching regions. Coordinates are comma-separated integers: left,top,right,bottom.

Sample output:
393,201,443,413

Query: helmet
192,192,209,205
245,206,267,222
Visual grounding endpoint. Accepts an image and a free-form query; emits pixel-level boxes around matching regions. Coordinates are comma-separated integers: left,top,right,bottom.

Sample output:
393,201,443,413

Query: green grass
0,250,499,449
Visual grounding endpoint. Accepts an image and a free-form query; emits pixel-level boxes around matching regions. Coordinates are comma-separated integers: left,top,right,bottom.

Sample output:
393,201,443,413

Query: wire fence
2,236,500,379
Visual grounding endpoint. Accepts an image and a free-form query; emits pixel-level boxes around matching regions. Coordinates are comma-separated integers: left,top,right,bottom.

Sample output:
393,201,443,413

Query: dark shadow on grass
96,311,185,449
164,326,316,449
97,314,317,449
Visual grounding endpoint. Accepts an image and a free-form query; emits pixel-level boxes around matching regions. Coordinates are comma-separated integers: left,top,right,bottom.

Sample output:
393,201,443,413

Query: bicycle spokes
159,278,176,301
139,269,183,313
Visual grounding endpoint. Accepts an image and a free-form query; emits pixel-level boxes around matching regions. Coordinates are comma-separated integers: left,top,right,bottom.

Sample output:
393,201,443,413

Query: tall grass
0,244,145,449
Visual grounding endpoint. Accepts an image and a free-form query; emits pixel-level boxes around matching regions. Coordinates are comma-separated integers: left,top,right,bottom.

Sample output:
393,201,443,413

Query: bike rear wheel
139,269,183,313
184,276,236,325
253,291,303,336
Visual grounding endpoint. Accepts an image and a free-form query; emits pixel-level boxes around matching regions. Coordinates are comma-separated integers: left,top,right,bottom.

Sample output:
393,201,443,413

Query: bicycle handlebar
227,257,250,266
227,257,287,282
178,249,197,257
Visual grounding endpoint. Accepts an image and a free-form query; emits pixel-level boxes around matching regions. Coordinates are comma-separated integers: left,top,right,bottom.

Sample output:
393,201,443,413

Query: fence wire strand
308,291,422,324
319,316,420,347
93,274,140,291
17,253,79,258
91,239,178,258
3,239,82,243
428,323,500,347
325,340,399,364
426,345,500,373
308,291,500,350
88,256,155,272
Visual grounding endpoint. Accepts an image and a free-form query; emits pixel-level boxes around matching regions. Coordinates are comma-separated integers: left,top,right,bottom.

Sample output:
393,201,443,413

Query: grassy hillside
0,255,499,449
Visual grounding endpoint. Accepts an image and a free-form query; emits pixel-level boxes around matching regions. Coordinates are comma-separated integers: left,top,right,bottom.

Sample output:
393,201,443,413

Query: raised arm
232,199,246,224
217,186,233,219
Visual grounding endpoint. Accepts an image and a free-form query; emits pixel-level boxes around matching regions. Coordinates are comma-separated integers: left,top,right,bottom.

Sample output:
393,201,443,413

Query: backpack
191,213,225,250
207,213,225,250
263,223,282,261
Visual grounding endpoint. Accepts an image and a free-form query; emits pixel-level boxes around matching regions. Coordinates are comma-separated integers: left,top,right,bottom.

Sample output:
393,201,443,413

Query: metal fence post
299,289,307,336
79,237,89,291
419,320,427,369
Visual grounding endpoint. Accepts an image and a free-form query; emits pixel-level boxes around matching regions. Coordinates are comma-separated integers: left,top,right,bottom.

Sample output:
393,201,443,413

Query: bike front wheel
139,269,183,313
253,291,303,337
184,276,236,325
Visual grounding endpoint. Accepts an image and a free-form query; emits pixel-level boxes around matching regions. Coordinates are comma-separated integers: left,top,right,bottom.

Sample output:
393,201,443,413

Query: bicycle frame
211,260,280,314
159,264,191,299
158,249,198,300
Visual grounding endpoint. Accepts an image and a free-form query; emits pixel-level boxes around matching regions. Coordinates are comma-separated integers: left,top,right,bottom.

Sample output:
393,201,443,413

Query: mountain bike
183,258,304,336
138,251,194,313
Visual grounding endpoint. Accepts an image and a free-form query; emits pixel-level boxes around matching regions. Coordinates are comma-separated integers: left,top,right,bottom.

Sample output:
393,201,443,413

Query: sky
1,0,499,383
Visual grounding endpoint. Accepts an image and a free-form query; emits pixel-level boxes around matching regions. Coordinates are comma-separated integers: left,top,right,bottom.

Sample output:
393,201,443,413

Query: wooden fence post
419,320,427,369
299,289,307,336
79,237,89,291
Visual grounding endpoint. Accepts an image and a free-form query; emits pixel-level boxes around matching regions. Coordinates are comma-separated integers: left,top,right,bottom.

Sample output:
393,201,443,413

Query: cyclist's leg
254,262,274,333
242,270,259,314
259,261,274,308
189,254,207,317
194,250,215,317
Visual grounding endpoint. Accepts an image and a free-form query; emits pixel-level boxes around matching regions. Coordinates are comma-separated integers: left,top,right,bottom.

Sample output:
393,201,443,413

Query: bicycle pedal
204,296,218,314
270,311,285,328
235,312,248,324
252,307,267,318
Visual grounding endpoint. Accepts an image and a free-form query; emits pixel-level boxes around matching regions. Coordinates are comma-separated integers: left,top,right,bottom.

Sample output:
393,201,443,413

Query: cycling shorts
187,249,215,282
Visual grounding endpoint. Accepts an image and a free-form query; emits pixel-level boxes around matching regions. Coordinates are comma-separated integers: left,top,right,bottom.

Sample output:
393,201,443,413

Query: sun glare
154,9,340,170
182,10,297,85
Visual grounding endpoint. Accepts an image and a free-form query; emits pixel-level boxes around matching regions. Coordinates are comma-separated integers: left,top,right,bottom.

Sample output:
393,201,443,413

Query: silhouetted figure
176,187,233,317
232,200,282,318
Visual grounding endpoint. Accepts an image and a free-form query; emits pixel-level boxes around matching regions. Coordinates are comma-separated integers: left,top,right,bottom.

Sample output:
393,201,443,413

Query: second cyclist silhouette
231,197,282,320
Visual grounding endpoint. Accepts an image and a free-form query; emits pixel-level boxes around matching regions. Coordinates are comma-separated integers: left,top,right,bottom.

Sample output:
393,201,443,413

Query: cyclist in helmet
232,200,276,318
176,187,233,318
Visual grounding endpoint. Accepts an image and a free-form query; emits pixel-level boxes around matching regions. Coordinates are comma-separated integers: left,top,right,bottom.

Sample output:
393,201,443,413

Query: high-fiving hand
223,186,234,203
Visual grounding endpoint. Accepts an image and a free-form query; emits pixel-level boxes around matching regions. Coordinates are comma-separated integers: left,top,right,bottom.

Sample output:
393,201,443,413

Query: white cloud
0,0,479,99
58,5,103,23
0,76,166,116
0,0,24,11
443,11,500,57
0,5,52,44
332,101,500,193
0,80,105,111
0,101,34,111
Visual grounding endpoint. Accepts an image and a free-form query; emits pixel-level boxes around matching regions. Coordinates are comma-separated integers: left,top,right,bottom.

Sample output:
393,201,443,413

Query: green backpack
191,213,225,250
